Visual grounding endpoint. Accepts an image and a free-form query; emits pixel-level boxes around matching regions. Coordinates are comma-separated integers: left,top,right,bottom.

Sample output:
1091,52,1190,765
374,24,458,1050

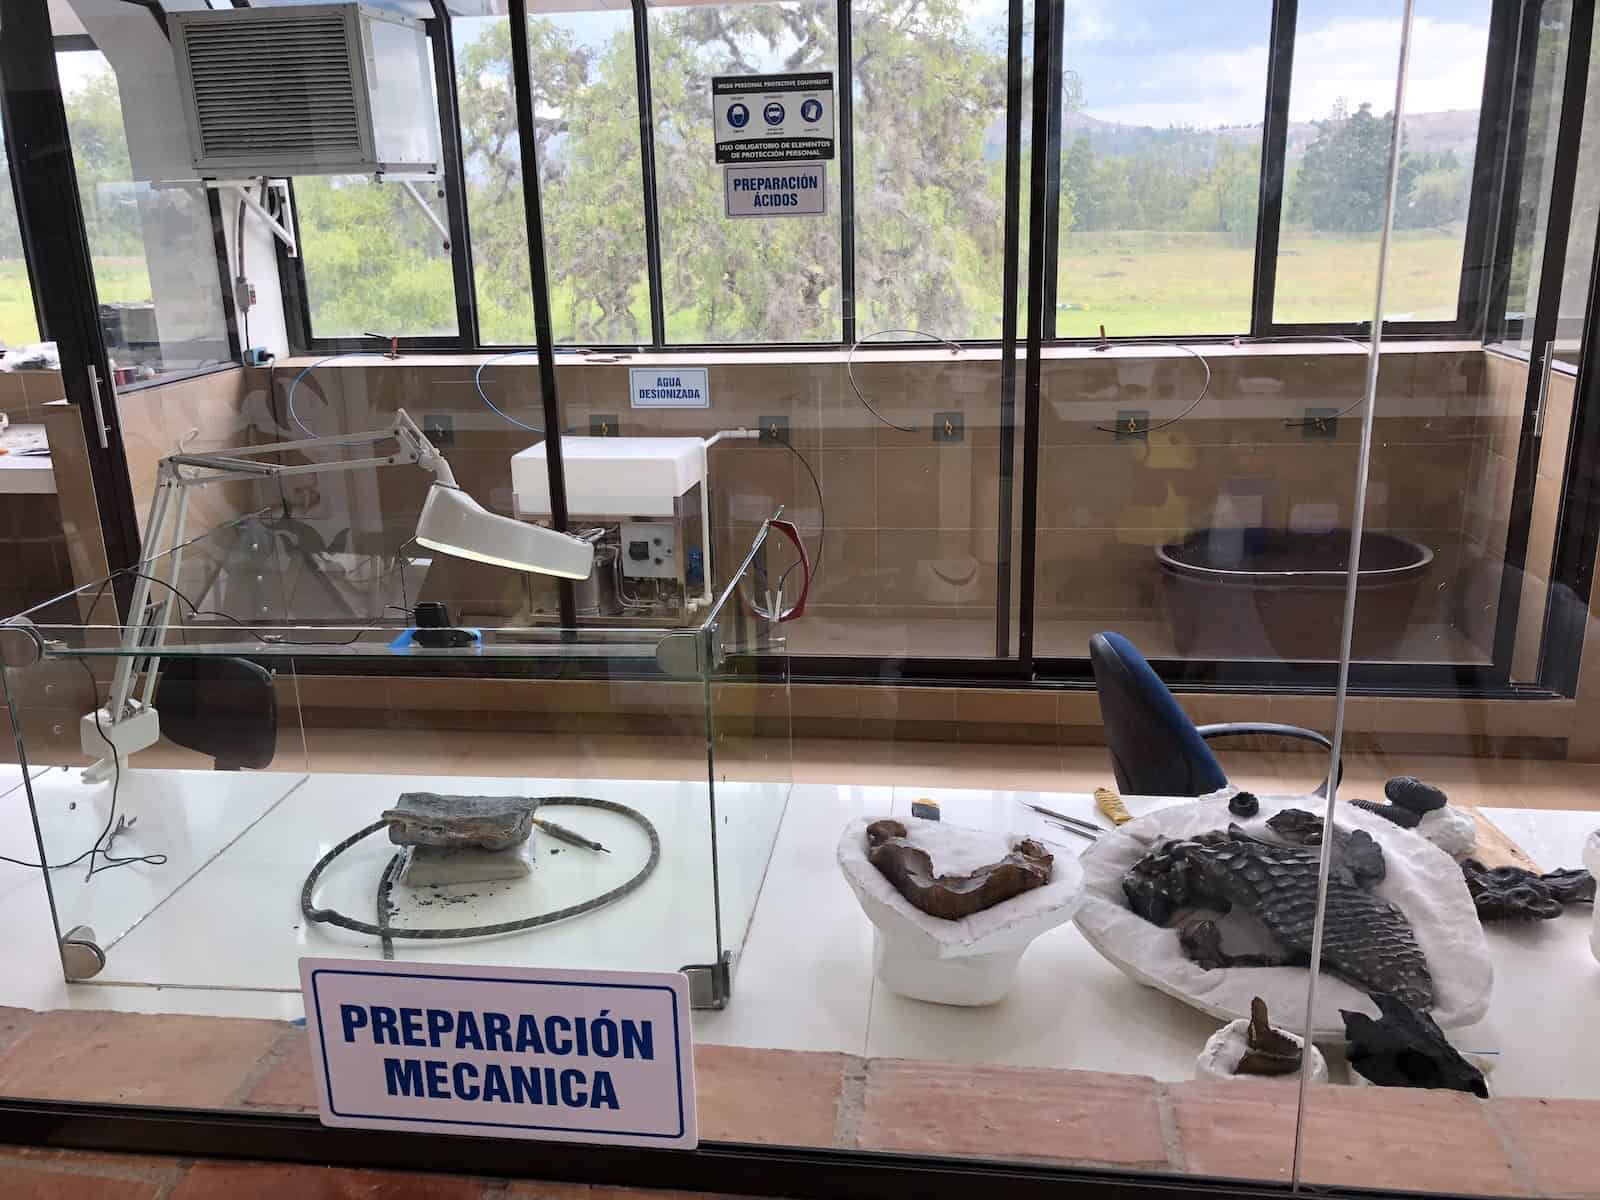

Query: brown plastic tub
1157,527,1435,661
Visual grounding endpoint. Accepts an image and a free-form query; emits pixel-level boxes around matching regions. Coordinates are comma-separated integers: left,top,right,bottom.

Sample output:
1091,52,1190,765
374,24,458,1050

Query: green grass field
1,256,153,348
5,230,1468,350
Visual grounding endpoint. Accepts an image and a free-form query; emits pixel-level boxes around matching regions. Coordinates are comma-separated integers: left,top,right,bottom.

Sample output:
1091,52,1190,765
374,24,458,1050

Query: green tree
1287,101,1413,233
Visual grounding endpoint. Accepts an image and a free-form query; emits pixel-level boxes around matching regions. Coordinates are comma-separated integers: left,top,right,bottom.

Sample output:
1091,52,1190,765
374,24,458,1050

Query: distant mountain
983,107,1482,166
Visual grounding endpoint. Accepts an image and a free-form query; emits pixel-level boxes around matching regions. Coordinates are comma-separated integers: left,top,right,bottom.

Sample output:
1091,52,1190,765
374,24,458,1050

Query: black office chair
154,656,277,770
1088,631,1340,797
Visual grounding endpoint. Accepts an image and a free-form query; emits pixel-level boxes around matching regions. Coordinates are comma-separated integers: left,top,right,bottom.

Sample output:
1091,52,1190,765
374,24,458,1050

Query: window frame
284,0,1511,356
261,0,1600,706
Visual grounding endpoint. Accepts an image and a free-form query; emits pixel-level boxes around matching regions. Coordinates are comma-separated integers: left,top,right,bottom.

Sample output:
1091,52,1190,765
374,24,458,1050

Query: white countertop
0,423,54,495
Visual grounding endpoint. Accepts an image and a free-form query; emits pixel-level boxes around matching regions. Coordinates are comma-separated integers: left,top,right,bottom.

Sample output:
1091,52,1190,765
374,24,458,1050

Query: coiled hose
302,796,661,959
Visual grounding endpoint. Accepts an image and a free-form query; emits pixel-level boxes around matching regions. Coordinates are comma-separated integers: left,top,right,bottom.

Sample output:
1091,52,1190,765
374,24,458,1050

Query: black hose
301,797,660,942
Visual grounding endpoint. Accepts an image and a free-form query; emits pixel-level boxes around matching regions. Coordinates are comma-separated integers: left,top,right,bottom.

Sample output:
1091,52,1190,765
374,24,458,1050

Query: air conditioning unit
170,3,440,179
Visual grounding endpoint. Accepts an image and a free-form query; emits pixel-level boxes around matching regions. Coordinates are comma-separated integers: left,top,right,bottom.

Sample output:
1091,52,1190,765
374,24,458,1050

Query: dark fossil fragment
1460,859,1596,921
1387,776,1448,814
1124,818,1433,1009
1229,791,1260,818
1348,776,1450,829
866,819,1053,920
1343,992,1487,1097
1237,996,1303,1076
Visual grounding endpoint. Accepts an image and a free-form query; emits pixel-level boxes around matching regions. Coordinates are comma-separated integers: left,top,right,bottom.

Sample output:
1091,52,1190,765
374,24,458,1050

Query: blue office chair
1088,631,1340,797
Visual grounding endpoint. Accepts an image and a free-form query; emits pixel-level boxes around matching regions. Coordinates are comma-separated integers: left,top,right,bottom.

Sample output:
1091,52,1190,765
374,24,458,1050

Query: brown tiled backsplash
215,353,1524,640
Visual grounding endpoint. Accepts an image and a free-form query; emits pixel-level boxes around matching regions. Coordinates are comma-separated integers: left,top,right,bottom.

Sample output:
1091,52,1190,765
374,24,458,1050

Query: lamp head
414,483,594,580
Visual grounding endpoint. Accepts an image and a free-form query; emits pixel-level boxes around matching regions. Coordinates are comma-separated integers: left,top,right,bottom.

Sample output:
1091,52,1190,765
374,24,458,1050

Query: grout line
833,1054,870,1151
1153,1081,1187,1175
1479,1098,1544,1197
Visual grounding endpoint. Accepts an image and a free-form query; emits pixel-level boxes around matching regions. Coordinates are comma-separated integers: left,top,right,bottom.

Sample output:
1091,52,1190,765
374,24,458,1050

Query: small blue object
686,547,705,589
763,101,785,125
910,799,941,821
389,627,482,651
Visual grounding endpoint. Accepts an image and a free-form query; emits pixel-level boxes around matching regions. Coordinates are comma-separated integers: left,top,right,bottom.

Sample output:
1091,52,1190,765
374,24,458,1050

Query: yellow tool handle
1094,786,1133,826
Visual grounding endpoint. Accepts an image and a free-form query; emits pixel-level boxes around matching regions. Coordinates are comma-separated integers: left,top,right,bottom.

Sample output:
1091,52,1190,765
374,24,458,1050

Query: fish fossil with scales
1122,811,1434,1010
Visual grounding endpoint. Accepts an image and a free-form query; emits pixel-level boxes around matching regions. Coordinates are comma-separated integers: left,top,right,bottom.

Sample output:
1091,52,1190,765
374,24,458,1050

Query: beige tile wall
238,347,1499,660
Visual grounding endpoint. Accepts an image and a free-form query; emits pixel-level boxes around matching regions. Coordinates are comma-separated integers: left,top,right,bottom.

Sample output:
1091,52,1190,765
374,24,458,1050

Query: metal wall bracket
679,952,733,1010
208,179,298,258
400,180,451,251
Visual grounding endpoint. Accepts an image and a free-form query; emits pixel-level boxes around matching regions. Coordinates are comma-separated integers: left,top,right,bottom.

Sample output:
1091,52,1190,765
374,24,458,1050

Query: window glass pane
1275,0,1490,325
853,5,1016,339
1554,12,1600,366
295,174,459,342
58,49,231,378
456,11,651,345
649,1,841,343
1501,0,1573,347
1056,0,1271,337
0,131,39,348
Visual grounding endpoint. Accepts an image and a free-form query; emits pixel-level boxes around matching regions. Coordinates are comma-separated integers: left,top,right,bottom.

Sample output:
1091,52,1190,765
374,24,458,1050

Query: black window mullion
508,0,575,626
993,0,1025,659
1482,0,1547,344
427,6,479,349
1490,0,1593,688
837,0,856,346
1250,0,1296,337
631,0,667,349
1019,0,1063,674
1040,0,1065,339
0,82,46,341
1541,196,1600,693
1456,0,1532,338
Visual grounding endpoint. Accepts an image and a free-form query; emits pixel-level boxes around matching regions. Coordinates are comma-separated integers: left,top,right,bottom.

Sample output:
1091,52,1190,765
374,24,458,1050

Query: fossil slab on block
1123,815,1433,1010
866,818,1053,920
382,793,540,851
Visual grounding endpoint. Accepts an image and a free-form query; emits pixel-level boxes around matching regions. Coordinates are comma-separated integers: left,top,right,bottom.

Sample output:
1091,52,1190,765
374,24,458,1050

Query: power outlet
1300,407,1339,438
590,413,620,437
422,414,455,448
1114,410,1149,441
759,415,790,445
932,411,964,443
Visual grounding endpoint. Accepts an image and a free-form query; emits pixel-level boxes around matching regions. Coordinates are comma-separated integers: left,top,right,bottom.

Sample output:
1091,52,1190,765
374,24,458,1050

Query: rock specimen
1124,820,1434,1010
382,793,539,851
1236,996,1302,1076
1460,859,1596,921
1343,991,1487,1097
1229,791,1260,818
866,818,1053,920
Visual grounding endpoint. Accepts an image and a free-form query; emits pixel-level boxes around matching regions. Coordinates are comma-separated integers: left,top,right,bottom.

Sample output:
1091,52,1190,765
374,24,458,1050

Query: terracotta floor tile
1169,1080,1531,1193
0,1168,164,1199
857,1058,1169,1168
693,1044,851,1146
0,1009,284,1107
1489,1096,1600,1198
239,1027,317,1112
0,1006,40,1056
171,1161,487,1200
0,1147,177,1200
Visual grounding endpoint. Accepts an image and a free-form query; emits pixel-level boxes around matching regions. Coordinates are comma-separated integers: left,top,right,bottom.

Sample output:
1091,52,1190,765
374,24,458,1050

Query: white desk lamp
84,409,593,778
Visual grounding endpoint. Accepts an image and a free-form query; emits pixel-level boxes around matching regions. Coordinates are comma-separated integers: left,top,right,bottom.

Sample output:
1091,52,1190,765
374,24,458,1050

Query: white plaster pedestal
837,817,1086,1006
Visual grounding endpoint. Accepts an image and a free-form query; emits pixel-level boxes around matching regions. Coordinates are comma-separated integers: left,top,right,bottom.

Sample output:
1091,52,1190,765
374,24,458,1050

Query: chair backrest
154,656,277,770
1088,632,1228,797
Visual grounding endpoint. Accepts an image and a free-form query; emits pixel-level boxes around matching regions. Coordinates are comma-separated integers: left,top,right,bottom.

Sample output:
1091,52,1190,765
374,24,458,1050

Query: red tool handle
766,518,811,622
